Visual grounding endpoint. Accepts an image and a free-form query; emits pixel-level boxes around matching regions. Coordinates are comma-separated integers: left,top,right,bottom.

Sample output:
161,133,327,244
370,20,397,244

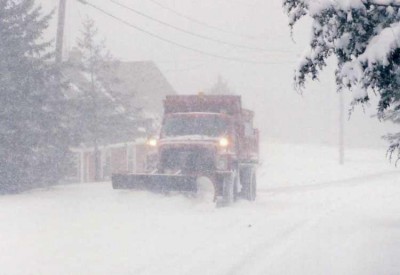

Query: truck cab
156,112,235,174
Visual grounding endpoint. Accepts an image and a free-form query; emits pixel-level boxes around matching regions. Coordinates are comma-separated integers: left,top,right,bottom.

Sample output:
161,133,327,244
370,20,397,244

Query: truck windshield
162,115,230,137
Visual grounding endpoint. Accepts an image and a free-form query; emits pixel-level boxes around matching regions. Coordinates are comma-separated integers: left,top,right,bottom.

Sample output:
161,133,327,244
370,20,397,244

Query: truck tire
222,172,234,204
240,167,256,201
248,172,257,201
233,171,239,202
220,171,239,205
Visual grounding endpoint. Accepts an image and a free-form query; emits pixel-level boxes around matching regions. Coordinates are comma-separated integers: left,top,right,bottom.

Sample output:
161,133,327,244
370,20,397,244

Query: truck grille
160,147,215,173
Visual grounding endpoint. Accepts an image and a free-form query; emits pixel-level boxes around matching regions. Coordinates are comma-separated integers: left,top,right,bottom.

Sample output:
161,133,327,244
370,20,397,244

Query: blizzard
1,141,399,275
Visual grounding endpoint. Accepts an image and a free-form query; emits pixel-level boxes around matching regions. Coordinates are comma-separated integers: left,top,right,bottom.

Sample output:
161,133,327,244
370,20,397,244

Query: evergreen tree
283,0,400,160
69,18,141,180
208,75,233,95
0,0,71,192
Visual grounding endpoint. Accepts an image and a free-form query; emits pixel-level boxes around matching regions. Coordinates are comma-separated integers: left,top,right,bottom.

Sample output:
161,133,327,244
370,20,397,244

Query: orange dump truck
112,94,259,204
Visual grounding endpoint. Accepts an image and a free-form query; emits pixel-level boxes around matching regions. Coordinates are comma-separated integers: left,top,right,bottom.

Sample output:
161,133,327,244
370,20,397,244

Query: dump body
164,95,242,115
112,94,259,203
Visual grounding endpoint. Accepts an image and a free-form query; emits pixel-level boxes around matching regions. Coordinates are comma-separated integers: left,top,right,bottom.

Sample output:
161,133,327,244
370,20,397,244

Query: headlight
219,137,229,147
147,138,158,147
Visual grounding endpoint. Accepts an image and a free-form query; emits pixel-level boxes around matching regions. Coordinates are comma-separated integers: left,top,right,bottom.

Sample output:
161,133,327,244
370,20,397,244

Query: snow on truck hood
159,135,221,145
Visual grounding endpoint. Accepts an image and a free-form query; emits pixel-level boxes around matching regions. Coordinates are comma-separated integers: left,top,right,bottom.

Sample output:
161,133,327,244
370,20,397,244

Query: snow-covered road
1,142,400,275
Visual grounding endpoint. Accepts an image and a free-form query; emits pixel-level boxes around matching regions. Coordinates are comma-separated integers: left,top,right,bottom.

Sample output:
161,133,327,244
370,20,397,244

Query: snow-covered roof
109,61,176,116
63,59,176,117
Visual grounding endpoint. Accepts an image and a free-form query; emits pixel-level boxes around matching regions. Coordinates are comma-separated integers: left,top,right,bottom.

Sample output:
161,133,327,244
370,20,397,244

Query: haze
38,0,397,148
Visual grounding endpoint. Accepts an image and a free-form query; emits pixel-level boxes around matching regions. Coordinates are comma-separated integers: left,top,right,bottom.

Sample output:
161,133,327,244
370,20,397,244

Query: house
63,53,175,182
65,140,155,183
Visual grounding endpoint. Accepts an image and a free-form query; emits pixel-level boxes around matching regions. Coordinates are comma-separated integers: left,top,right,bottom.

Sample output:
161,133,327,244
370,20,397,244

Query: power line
163,63,207,73
107,0,271,53
148,0,265,41
214,0,260,7
77,0,281,65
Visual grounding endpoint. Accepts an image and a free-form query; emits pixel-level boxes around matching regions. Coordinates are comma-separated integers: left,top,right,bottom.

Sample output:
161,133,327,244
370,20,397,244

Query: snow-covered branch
283,0,400,160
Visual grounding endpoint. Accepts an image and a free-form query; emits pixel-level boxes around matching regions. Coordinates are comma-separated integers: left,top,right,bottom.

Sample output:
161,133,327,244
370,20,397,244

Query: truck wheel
221,172,236,205
248,172,257,201
233,171,239,202
241,168,256,201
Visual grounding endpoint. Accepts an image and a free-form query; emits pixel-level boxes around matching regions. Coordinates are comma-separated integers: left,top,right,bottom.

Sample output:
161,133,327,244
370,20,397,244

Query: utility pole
55,0,67,64
339,90,345,165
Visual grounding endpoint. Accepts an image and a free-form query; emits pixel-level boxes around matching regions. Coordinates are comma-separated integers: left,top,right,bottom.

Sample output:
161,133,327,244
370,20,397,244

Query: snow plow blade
112,173,198,193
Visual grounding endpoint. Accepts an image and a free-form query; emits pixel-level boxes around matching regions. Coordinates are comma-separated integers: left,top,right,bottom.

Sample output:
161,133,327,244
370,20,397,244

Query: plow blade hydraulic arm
112,173,198,193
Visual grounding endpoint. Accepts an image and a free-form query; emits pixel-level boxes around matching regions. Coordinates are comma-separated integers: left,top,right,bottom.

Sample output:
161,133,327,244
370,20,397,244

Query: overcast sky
38,0,398,148
40,0,300,91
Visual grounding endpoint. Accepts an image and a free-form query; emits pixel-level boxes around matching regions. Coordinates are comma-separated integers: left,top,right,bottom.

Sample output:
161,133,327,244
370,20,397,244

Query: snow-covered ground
1,141,400,275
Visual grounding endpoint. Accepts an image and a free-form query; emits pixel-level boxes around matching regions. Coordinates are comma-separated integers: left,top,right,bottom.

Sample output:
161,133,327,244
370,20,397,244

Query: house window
127,145,136,173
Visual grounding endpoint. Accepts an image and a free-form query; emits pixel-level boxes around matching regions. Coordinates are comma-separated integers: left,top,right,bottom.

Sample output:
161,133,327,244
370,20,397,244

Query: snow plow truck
112,94,259,204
